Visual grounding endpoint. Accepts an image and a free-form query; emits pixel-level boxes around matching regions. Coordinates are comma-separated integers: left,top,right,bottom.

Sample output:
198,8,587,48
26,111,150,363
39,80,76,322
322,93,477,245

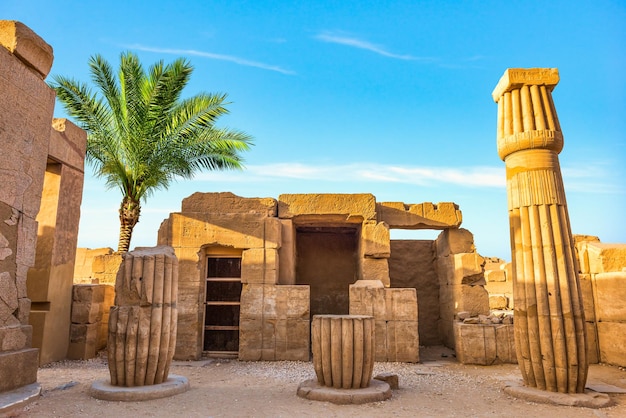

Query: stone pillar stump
311,314,375,389
108,246,178,387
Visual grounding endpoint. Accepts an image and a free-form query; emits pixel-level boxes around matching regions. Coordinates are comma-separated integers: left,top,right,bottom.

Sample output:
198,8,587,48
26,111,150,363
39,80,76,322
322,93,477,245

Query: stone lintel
377,201,462,229
49,119,87,172
492,68,559,102
0,21,53,78
278,194,376,221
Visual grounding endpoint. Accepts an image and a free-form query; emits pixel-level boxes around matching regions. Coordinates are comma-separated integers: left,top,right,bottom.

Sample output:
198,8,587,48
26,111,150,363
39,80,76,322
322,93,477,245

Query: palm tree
51,52,252,252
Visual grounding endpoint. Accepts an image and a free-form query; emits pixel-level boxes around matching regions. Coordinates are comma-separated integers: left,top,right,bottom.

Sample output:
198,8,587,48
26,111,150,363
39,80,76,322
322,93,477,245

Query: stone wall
0,20,87,398
157,192,462,361
27,119,86,365
349,280,419,362
435,228,490,348
67,284,114,359
576,237,626,367
483,258,513,310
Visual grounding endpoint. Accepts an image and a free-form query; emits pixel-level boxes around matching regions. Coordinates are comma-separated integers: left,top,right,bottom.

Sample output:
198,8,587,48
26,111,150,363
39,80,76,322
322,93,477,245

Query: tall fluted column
492,68,587,393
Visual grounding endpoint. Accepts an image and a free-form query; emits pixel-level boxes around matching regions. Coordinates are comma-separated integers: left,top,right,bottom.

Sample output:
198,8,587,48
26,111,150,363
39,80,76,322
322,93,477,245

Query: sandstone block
264,217,282,249
454,322,508,365
386,320,419,362
69,322,98,344
485,269,506,282
586,321,599,364
275,285,310,319
274,318,309,361
278,193,376,221
0,348,38,392
374,373,399,389
173,213,266,249
585,242,626,273
361,221,390,258
0,21,53,78
71,301,103,324
238,318,263,361
441,284,490,317
73,284,105,303
241,248,278,284
578,274,595,321
361,257,390,285
489,295,509,310
278,219,295,284
593,272,626,321
597,322,626,367
349,281,386,318
377,201,462,229
453,253,485,285
384,288,417,321
0,324,31,352
180,192,277,216
435,228,475,257
494,324,516,363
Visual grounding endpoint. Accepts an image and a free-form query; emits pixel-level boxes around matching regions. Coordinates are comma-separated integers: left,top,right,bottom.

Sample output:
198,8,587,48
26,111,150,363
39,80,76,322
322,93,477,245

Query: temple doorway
294,225,360,318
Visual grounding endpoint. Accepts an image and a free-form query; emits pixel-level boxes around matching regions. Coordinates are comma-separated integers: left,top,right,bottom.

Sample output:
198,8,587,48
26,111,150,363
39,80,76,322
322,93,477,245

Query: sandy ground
8,347,626,418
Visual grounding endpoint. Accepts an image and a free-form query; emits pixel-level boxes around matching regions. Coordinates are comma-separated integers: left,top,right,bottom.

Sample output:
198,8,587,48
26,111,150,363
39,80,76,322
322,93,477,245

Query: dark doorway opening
204,256,241,357
295,225,359,318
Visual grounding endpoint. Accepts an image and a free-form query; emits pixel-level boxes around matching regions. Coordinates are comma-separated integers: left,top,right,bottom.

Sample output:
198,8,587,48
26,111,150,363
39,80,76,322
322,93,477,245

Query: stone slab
0,382,41,416
297,379,391,405
89,374,190,401
503,379,611,408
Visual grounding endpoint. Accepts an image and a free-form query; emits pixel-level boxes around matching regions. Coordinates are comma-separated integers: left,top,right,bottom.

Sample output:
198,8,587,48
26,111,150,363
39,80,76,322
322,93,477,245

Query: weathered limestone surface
180,191,277,216
1,20,67,395
484,258,513,310
377,202,462,229
361,221,390,258
68,284,114,360
454,322,516,365
239,284,310,361
73,247,114,283
278,193,376,221
493,68,587,393
349,281,419,362
0,21,53,77
108,247,179,387
435,228,489,349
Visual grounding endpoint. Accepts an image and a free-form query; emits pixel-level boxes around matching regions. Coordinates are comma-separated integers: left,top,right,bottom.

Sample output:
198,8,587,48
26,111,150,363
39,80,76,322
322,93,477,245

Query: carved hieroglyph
492,68,587,393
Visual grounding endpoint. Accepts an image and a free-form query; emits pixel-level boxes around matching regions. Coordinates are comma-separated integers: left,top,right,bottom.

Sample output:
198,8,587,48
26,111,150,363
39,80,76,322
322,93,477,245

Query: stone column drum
492,68,587,393
311,315,375,389
108,247,178,387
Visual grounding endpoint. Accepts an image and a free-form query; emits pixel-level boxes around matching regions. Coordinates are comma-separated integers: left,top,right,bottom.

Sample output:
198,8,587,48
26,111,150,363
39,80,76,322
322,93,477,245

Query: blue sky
6,0,625,260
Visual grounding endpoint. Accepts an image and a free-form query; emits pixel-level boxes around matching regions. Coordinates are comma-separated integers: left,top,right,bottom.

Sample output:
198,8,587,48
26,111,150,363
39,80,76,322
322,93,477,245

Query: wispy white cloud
194,162,505,188
191,161,622,194
124,44,296,75
314,31,434,61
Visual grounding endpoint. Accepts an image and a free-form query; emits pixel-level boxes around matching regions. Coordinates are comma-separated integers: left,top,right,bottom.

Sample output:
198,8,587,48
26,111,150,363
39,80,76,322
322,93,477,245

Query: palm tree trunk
118,195,141,253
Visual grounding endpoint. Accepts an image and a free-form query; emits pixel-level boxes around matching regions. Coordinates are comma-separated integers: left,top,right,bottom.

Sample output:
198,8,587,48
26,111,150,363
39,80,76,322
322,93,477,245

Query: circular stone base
90,375,190,402
297,379,392,405
503,380,612,409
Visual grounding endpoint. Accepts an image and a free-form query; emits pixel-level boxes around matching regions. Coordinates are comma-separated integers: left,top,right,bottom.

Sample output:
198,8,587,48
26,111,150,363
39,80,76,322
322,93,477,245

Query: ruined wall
0,23,86,386
27,120,86,365
576,238,626,367
435,228,489,348
157,192,309,361
0,21,55,393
